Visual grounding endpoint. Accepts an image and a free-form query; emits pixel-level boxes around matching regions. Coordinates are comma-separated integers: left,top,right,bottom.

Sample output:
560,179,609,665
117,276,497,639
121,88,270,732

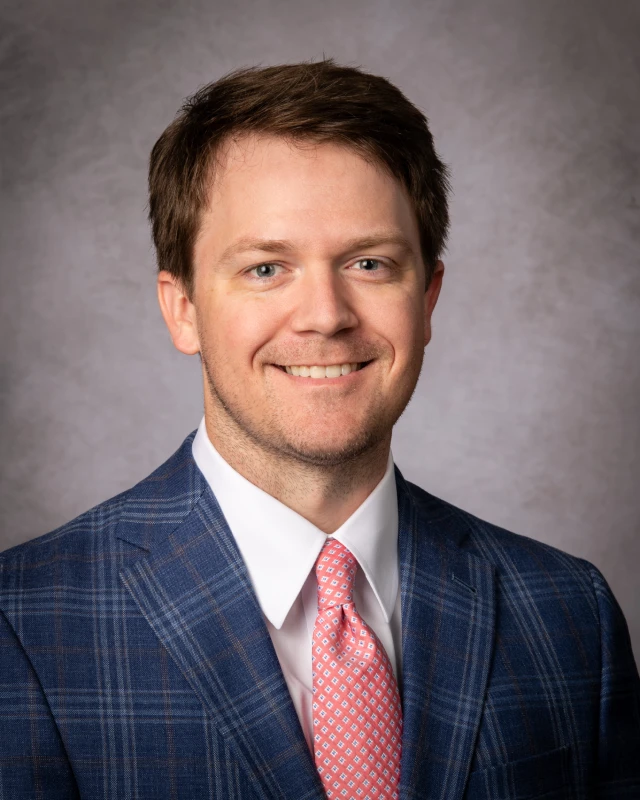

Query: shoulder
403,479,639,674
403,478,604,609
0,430,200,593
0,489,128,579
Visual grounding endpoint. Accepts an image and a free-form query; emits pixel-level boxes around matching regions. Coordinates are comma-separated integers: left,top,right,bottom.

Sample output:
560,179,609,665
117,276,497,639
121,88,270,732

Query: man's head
153,61,450,468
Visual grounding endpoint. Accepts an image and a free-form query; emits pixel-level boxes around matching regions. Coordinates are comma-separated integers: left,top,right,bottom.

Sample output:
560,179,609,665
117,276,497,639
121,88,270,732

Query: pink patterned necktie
312,539,402,799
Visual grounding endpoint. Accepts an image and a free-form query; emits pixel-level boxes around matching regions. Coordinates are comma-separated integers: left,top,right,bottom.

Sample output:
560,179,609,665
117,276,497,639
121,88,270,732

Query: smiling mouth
273,361,372,378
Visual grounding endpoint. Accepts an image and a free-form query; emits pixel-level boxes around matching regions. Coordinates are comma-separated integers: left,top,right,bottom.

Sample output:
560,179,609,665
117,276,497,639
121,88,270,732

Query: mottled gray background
1,0,638,659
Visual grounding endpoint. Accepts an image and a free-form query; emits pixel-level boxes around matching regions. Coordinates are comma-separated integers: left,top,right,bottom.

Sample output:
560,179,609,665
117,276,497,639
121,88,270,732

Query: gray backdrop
1,0,638,661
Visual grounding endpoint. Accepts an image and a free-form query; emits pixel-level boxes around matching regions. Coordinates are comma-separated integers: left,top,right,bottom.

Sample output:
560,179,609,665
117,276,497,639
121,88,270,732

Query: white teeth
282,363,363,378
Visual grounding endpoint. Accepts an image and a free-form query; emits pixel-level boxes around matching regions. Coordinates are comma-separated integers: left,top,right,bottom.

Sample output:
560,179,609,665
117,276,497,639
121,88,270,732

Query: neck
203,408,391,535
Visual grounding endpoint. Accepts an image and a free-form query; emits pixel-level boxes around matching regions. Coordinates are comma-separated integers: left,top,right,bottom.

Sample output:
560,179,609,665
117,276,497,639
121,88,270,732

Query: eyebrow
217,232,417,265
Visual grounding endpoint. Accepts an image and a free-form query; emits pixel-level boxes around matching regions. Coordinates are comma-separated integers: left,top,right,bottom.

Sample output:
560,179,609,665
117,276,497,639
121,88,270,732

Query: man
1,61,638,800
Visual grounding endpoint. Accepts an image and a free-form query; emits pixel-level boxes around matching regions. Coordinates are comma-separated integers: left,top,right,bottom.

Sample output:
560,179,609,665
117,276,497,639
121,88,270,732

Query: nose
289,266,358,337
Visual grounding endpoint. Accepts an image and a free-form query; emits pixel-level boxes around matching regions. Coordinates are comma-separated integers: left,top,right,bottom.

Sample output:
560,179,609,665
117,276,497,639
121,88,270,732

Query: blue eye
354,258,382,271
251,263,279,279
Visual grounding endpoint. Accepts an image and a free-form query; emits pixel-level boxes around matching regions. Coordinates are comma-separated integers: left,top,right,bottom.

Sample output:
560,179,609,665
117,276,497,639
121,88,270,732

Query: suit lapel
396,469,496,800
117,440,324,800
115,432,495,800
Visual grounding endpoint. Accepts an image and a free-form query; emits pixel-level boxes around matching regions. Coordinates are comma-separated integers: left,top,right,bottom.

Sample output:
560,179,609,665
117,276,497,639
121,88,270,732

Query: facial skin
158,134,444,530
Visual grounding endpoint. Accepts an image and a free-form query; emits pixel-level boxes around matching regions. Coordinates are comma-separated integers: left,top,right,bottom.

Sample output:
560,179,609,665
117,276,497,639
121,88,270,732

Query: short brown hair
149,60,450,299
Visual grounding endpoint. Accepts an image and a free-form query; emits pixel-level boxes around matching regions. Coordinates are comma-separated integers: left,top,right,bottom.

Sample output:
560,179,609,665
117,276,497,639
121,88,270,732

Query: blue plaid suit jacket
1,430,639,799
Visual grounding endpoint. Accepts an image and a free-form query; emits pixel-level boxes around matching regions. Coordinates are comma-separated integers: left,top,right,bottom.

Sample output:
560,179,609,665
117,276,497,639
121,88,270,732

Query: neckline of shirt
191,417,399,630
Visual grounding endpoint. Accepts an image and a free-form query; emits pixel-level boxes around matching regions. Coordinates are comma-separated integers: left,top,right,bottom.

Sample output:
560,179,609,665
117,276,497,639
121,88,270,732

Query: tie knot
315,539,357,609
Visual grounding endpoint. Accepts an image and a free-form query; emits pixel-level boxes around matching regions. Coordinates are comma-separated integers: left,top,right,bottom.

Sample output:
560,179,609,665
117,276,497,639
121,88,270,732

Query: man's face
176,134,443,466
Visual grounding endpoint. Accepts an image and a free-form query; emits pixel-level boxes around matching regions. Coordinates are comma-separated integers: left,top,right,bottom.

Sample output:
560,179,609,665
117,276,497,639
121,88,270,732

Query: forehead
211,132,393,192
199,134,420,250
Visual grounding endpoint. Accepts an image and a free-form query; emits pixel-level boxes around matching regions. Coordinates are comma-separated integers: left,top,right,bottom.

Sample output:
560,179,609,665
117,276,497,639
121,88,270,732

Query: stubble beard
200,347,423,471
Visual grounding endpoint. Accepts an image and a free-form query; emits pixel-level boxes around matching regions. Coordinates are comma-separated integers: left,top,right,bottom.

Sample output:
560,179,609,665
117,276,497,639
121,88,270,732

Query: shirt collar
191,417,399,629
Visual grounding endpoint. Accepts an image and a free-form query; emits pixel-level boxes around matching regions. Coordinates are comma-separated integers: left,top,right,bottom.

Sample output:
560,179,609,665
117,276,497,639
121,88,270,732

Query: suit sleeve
0,609,80,799
589,566,640,798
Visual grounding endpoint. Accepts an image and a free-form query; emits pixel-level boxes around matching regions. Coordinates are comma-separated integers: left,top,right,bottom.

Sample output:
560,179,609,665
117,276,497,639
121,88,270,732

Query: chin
272,426,386,467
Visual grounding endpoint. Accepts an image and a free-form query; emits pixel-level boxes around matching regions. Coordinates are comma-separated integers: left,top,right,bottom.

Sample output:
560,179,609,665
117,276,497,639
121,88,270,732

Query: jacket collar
395,467,495,799
118,432,324,799
117,432,495,800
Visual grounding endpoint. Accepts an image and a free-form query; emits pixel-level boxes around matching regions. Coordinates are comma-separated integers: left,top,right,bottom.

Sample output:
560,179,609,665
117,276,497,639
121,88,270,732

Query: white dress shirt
191,417,403,752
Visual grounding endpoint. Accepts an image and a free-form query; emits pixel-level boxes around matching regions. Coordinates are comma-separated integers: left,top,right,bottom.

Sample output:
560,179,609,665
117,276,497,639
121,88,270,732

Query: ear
157,271,200,355
423,260,445,347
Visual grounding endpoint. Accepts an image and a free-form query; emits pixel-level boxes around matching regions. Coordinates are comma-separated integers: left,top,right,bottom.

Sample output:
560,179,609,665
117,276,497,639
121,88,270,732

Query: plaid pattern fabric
0,430,638,799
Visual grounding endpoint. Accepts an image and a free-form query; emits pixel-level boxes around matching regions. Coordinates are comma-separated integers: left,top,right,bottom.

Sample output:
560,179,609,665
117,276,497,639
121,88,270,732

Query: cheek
203,293,284,364
368,291,425,358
